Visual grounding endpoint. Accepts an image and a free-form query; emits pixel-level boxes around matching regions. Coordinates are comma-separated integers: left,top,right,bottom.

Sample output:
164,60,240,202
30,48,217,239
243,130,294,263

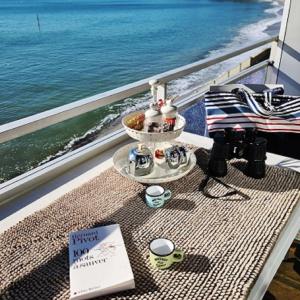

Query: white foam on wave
258,0,280,5
167,0,282,96
38,91,153,165
38,112,120,165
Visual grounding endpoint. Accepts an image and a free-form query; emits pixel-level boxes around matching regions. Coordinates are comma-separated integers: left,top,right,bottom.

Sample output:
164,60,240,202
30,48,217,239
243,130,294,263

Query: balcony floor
267,244,300,300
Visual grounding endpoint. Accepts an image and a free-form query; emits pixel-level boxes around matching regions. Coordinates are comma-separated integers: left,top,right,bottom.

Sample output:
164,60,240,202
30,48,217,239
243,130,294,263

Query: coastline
264,20,281,35
0,0,284,182
37,0,284,167
263,3,283,36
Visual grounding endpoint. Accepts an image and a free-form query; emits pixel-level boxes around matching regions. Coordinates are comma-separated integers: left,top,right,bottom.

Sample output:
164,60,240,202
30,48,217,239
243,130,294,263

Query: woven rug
1,148,300,300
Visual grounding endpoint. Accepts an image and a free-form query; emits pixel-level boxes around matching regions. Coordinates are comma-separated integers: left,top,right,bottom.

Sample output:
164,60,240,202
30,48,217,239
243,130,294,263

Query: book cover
69,224,135,300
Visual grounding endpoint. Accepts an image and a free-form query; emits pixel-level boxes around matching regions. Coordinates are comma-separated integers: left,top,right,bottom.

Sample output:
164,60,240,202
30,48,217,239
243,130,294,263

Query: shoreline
38,0,284,167
1,0,285,182
263,4,283,35
264,20,281,35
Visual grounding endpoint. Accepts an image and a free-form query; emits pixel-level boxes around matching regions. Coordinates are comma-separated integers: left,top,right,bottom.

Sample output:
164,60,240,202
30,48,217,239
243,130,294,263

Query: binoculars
208,129,267,179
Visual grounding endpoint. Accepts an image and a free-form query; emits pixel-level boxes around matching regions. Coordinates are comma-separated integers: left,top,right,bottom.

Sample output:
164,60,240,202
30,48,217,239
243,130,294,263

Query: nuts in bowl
125,112,145,131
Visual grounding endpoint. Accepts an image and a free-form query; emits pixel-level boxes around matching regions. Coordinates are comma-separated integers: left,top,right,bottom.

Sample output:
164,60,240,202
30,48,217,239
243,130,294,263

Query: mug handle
164,189,172,201
173,249,184,262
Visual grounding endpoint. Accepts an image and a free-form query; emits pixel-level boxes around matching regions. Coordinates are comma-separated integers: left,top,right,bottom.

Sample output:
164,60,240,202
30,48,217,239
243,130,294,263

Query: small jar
128,144,153,176
144,103,162,133
161,100,177,131
165,145,188,169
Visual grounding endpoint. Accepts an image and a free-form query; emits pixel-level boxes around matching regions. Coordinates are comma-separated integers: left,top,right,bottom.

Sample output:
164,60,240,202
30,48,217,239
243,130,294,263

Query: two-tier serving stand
113,111,196,184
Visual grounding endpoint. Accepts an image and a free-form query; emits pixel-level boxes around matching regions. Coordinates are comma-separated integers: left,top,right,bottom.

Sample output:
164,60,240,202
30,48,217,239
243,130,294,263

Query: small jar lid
161,100,177,115
145,103,161,118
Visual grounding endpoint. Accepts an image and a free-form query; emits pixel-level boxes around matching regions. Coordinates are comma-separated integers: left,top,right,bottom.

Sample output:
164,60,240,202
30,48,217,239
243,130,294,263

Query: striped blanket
205,89,300,134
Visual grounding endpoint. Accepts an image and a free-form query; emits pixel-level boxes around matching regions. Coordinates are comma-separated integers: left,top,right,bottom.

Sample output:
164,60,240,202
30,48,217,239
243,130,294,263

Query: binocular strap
199,176,250,200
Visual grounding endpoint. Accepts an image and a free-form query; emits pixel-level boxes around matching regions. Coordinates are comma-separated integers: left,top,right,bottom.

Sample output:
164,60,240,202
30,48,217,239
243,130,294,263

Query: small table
1,132,300,300
177,133,300,300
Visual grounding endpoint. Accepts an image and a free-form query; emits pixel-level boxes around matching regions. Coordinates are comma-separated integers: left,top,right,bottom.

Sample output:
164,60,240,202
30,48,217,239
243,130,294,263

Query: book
69,224,135,300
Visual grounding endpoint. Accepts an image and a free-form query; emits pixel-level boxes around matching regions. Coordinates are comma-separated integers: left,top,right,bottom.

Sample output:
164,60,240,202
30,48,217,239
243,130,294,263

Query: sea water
0,0,282,182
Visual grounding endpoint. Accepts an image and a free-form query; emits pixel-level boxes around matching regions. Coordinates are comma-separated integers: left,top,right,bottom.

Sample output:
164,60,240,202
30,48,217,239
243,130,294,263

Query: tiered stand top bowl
122,111,186,143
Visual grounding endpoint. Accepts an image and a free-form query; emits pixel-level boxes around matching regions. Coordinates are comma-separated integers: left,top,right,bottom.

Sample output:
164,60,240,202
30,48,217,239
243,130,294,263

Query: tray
113,142,196,184
122,111,186,143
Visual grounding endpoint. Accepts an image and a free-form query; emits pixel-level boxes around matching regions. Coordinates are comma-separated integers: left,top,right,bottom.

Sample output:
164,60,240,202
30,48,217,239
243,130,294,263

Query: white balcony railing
0,35,278,203
0,35,277,144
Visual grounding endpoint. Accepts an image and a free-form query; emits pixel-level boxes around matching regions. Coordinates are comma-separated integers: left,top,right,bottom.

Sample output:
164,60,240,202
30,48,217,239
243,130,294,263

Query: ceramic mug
145,185,171,208
149,238,184,269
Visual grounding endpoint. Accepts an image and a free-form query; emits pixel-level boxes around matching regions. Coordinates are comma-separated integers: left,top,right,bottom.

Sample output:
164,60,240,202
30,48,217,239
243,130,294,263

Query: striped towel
205,89,300,134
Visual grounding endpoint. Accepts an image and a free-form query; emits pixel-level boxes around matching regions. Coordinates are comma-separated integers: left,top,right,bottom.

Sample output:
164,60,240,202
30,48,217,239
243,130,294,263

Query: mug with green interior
149,238,184,270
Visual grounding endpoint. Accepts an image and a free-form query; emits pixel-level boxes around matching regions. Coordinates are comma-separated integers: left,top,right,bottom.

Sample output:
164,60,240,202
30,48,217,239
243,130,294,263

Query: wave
168,0,282,96
38,94,153,165
40,1,283,164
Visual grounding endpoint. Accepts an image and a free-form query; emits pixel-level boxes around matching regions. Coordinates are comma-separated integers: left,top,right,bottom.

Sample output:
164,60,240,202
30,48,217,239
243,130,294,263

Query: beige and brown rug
1,148,299,300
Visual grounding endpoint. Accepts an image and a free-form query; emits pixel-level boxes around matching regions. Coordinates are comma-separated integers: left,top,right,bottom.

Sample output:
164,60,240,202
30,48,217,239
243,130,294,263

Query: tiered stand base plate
113,141,196,184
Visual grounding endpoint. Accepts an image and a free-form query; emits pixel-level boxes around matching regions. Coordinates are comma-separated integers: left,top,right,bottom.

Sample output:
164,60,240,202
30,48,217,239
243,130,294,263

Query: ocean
0,0,282,182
